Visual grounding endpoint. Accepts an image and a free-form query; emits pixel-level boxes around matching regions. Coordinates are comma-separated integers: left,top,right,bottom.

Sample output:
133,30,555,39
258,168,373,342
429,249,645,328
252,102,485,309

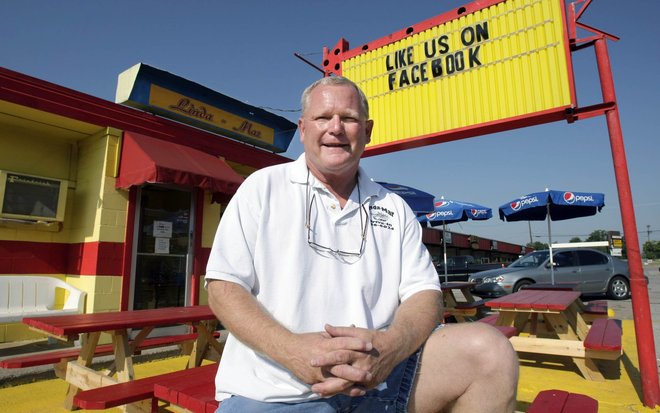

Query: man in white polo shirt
206,76,518,412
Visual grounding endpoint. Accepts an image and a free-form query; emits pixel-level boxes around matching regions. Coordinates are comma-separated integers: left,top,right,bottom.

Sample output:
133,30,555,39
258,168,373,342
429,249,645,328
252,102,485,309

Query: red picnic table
486,289,621,381
153,362,220,413
441,281,486,322
22,305,223,410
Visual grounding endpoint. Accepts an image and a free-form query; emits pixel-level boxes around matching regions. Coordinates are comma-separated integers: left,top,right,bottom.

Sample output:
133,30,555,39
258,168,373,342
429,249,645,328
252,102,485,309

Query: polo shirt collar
290,154,384,204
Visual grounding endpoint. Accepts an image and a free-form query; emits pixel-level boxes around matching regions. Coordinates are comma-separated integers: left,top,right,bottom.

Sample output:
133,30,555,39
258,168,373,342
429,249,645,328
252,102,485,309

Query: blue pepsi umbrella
420,199,493,227
377,182,435,214
418,198,493,282
499,189,605,284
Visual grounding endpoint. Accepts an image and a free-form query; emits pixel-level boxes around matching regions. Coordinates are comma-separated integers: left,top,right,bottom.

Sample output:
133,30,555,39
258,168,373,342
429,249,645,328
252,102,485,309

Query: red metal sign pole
594,36,660,408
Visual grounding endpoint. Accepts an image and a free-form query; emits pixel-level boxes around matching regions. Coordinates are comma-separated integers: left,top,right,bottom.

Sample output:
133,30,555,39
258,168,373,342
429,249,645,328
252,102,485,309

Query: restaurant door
131,185,194,311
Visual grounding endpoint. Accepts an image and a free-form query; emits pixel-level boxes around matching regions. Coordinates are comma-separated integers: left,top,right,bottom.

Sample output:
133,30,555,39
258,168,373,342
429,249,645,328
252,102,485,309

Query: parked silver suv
468,248,632,299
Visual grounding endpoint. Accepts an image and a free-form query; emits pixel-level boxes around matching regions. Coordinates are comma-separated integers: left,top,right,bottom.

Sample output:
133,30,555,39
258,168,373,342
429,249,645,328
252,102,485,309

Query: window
553,251,577,267
577,250,608,266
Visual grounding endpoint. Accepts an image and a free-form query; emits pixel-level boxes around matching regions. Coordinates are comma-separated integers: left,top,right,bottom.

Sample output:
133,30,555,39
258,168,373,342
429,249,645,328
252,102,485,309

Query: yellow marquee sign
323,0,575,154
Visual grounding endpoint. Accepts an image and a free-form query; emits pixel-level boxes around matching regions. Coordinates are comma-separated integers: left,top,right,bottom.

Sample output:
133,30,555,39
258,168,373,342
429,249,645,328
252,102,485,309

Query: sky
2,0,659,249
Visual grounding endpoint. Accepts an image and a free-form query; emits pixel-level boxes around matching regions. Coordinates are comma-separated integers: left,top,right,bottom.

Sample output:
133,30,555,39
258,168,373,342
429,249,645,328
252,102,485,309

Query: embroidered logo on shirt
369,205,395,230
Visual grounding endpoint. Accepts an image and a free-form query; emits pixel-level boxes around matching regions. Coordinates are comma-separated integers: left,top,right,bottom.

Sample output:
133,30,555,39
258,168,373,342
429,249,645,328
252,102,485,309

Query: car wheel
607,276,630,300
513,280,533,292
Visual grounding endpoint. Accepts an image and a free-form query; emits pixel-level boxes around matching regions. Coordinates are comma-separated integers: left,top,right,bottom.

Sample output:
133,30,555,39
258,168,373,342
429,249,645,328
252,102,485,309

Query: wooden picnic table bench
527,389,598,412
581,300,609,323
73,362,218,412
154,365,219,413
0,333,201,369
584,318,622,353
477,314,518,338
486,289,622,381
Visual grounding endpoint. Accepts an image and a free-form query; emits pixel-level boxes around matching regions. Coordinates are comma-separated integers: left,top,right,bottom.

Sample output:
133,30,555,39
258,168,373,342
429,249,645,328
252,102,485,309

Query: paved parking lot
606,262,660,371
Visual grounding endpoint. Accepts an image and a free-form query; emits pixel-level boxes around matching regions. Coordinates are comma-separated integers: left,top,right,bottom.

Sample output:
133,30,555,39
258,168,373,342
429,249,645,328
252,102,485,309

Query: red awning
116,132,244,194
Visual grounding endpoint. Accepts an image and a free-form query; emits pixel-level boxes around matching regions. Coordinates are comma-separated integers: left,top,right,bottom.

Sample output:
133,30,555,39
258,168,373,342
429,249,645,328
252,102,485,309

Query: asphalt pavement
606,261,660,372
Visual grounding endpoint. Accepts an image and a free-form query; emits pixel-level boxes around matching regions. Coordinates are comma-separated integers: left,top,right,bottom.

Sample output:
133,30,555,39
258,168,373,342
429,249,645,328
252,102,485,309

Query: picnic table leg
527,314,554,336
453,314,467,323
461,288,476,303
129,326,155,352
113,329,150,413
443,290,458,306
529,314,539,336
123,399,155,413
443,290,458,318
113,329,135,382
442,291,468,322
188,320,221,368
544,313,605,381
63,332,101,410
204,322,225,357
565,303,591,340
496,312,529,334
105,327,155,377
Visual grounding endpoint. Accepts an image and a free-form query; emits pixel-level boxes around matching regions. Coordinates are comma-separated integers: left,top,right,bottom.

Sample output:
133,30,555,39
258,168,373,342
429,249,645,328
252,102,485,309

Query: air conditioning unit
0,170,68,222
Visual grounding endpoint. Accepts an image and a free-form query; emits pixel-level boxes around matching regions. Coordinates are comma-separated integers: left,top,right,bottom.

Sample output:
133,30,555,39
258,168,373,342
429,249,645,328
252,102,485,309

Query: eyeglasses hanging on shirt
305,170,368,258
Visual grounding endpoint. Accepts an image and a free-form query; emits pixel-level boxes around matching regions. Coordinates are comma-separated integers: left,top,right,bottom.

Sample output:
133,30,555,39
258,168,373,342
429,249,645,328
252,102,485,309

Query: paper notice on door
155,237,170,254
153,220,173,238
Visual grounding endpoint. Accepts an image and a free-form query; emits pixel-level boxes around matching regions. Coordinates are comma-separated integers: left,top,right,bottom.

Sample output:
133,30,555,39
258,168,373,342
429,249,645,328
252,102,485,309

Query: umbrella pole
547,204,555,285
443,223,448,284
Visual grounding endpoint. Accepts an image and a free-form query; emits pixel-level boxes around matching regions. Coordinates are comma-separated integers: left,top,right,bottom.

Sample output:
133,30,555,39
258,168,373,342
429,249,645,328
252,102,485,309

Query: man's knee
426,323,517,368
428,322,505,346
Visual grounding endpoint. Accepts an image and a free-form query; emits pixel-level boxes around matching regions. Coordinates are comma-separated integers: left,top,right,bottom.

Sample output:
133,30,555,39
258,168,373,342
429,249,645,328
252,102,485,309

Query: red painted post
594,36,660,408
120,186,138,311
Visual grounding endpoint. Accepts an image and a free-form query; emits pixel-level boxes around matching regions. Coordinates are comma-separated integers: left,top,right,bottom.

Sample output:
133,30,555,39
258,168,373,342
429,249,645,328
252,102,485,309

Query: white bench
0,275,86,323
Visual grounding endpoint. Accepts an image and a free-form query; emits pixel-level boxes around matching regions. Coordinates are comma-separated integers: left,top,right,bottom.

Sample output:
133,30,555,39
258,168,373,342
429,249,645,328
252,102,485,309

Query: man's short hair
301,76,370,119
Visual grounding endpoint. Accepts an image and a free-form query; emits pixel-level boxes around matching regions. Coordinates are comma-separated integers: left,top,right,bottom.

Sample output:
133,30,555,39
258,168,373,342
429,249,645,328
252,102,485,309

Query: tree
569,237,582,243
643,240,660,260
526,241,548,251
586,230,608,242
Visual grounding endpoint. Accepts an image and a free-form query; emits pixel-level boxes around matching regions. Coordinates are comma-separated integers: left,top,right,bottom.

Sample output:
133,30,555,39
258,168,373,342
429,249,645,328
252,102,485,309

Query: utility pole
647,225,651,244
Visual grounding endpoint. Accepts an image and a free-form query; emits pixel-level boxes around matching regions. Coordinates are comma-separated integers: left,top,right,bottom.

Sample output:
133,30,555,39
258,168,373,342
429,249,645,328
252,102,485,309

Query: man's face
299,84,373,180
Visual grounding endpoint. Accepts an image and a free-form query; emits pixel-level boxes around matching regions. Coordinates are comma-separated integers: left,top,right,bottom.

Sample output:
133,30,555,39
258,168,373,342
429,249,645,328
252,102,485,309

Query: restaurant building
0,64,295,342
422,228,531,265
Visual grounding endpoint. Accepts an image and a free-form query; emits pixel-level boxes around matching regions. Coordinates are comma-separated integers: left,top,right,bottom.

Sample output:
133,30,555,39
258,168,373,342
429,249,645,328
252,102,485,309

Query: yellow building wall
198,276,210,305
0,124,76,243
0,124,127,245
201,192,223,249
69,127,126,244
68,127,127,314
199,190,227,305
0,127,129,342
66,274,123,313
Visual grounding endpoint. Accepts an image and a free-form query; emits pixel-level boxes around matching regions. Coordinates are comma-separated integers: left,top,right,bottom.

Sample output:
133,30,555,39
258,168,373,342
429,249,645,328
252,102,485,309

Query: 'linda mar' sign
115,63,295,153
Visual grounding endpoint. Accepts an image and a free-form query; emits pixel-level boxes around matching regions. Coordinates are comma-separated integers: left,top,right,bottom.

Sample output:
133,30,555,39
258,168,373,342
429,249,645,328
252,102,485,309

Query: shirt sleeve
205,173,261,292
397,203,442,302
